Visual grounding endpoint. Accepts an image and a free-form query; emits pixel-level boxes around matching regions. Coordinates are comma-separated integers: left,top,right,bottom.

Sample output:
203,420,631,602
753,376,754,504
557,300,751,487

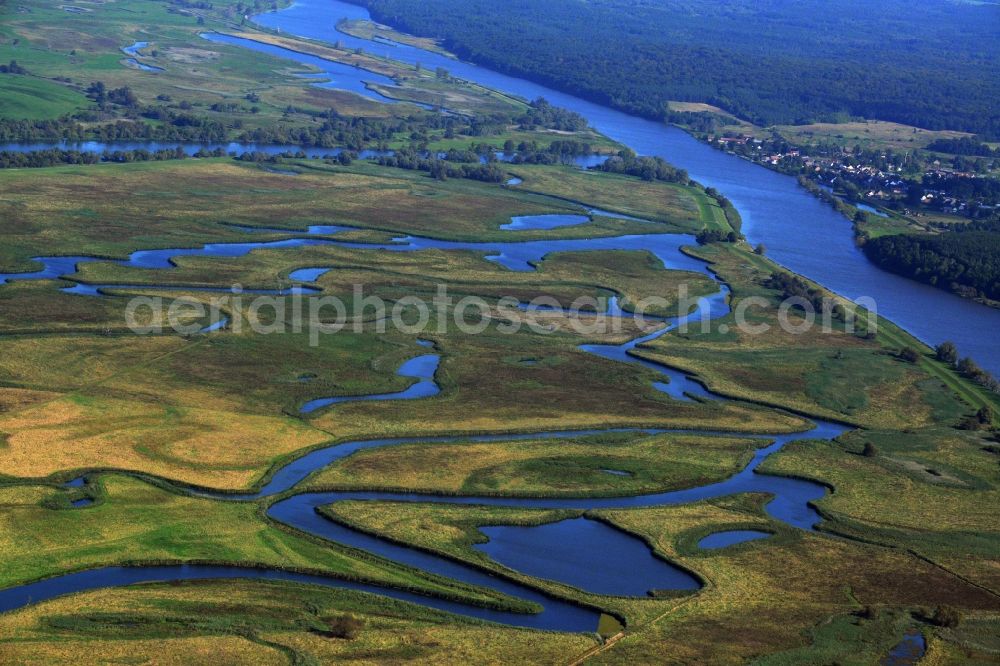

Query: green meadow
0,75,88,119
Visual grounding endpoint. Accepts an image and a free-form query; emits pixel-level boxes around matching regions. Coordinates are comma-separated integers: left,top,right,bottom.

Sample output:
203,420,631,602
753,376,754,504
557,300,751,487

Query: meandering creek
0,219,730,287
120,41,165,72
0,216,850,631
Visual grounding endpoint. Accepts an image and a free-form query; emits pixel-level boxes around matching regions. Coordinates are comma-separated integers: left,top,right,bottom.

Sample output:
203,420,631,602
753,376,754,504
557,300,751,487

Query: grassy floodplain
0,581,595,664
1,158,998,660
704,115,976,153
1,150,997,660
0,158,705,273
0,75,89,120
318,495,1000,664
0,0,999,662
0,159,606,272
773,121,974,152
303,431,766,496
0,157,773,490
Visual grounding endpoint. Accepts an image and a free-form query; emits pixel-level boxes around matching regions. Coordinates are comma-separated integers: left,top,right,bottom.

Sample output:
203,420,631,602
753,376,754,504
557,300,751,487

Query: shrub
955,357,1000,394
961,406,996,431
935,341,958,365
899,347,921,363
856,605,877,620
326,614,364,640
930,605,962,628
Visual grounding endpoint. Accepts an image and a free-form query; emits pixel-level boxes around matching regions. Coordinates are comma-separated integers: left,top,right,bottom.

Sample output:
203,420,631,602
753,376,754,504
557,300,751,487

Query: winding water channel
0,217,849,631
0,0,970,637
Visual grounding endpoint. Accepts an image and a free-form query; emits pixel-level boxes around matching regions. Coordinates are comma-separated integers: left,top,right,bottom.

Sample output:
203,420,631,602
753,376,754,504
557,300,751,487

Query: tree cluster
695,229,739,245
761,272,845,324
596,149,688,183
375,149,506,183
921,172,1000,206
0,60,27,74
517,98,587,132
503,139,594,165
324,614,364,640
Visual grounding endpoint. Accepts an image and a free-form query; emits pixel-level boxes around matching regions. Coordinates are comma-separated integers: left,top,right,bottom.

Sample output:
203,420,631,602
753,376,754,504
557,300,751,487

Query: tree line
0,146,230,169
935,342,999,398
926,138,998,158
0,90,591,152
374,148,506,183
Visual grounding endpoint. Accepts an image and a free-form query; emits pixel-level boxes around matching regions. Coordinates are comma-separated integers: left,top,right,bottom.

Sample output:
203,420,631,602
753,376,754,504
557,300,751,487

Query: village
710,132,1000,223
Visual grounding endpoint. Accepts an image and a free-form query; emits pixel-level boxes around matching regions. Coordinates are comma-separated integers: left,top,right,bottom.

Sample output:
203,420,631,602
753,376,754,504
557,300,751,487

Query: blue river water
250,0,1000,377
120,41,165,72
0,0,951,636
501,210,646,231
289,267,333,282
856,202,889,218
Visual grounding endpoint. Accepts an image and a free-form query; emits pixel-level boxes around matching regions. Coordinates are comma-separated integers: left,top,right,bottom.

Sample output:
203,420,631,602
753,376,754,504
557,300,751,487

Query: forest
926,138,999,157
348,0,1000,136
863,222,1000,302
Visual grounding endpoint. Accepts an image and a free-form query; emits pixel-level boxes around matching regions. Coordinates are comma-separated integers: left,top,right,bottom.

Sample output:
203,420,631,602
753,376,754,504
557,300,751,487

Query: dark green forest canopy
348,0,1000,136
863,223,1000,302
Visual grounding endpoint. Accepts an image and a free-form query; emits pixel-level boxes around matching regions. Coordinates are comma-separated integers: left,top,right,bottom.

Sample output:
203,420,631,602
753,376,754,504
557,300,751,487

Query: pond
474,517,700,596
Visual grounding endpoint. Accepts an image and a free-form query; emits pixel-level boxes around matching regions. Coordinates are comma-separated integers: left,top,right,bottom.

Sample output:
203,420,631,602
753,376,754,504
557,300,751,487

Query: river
249,0,1000,377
